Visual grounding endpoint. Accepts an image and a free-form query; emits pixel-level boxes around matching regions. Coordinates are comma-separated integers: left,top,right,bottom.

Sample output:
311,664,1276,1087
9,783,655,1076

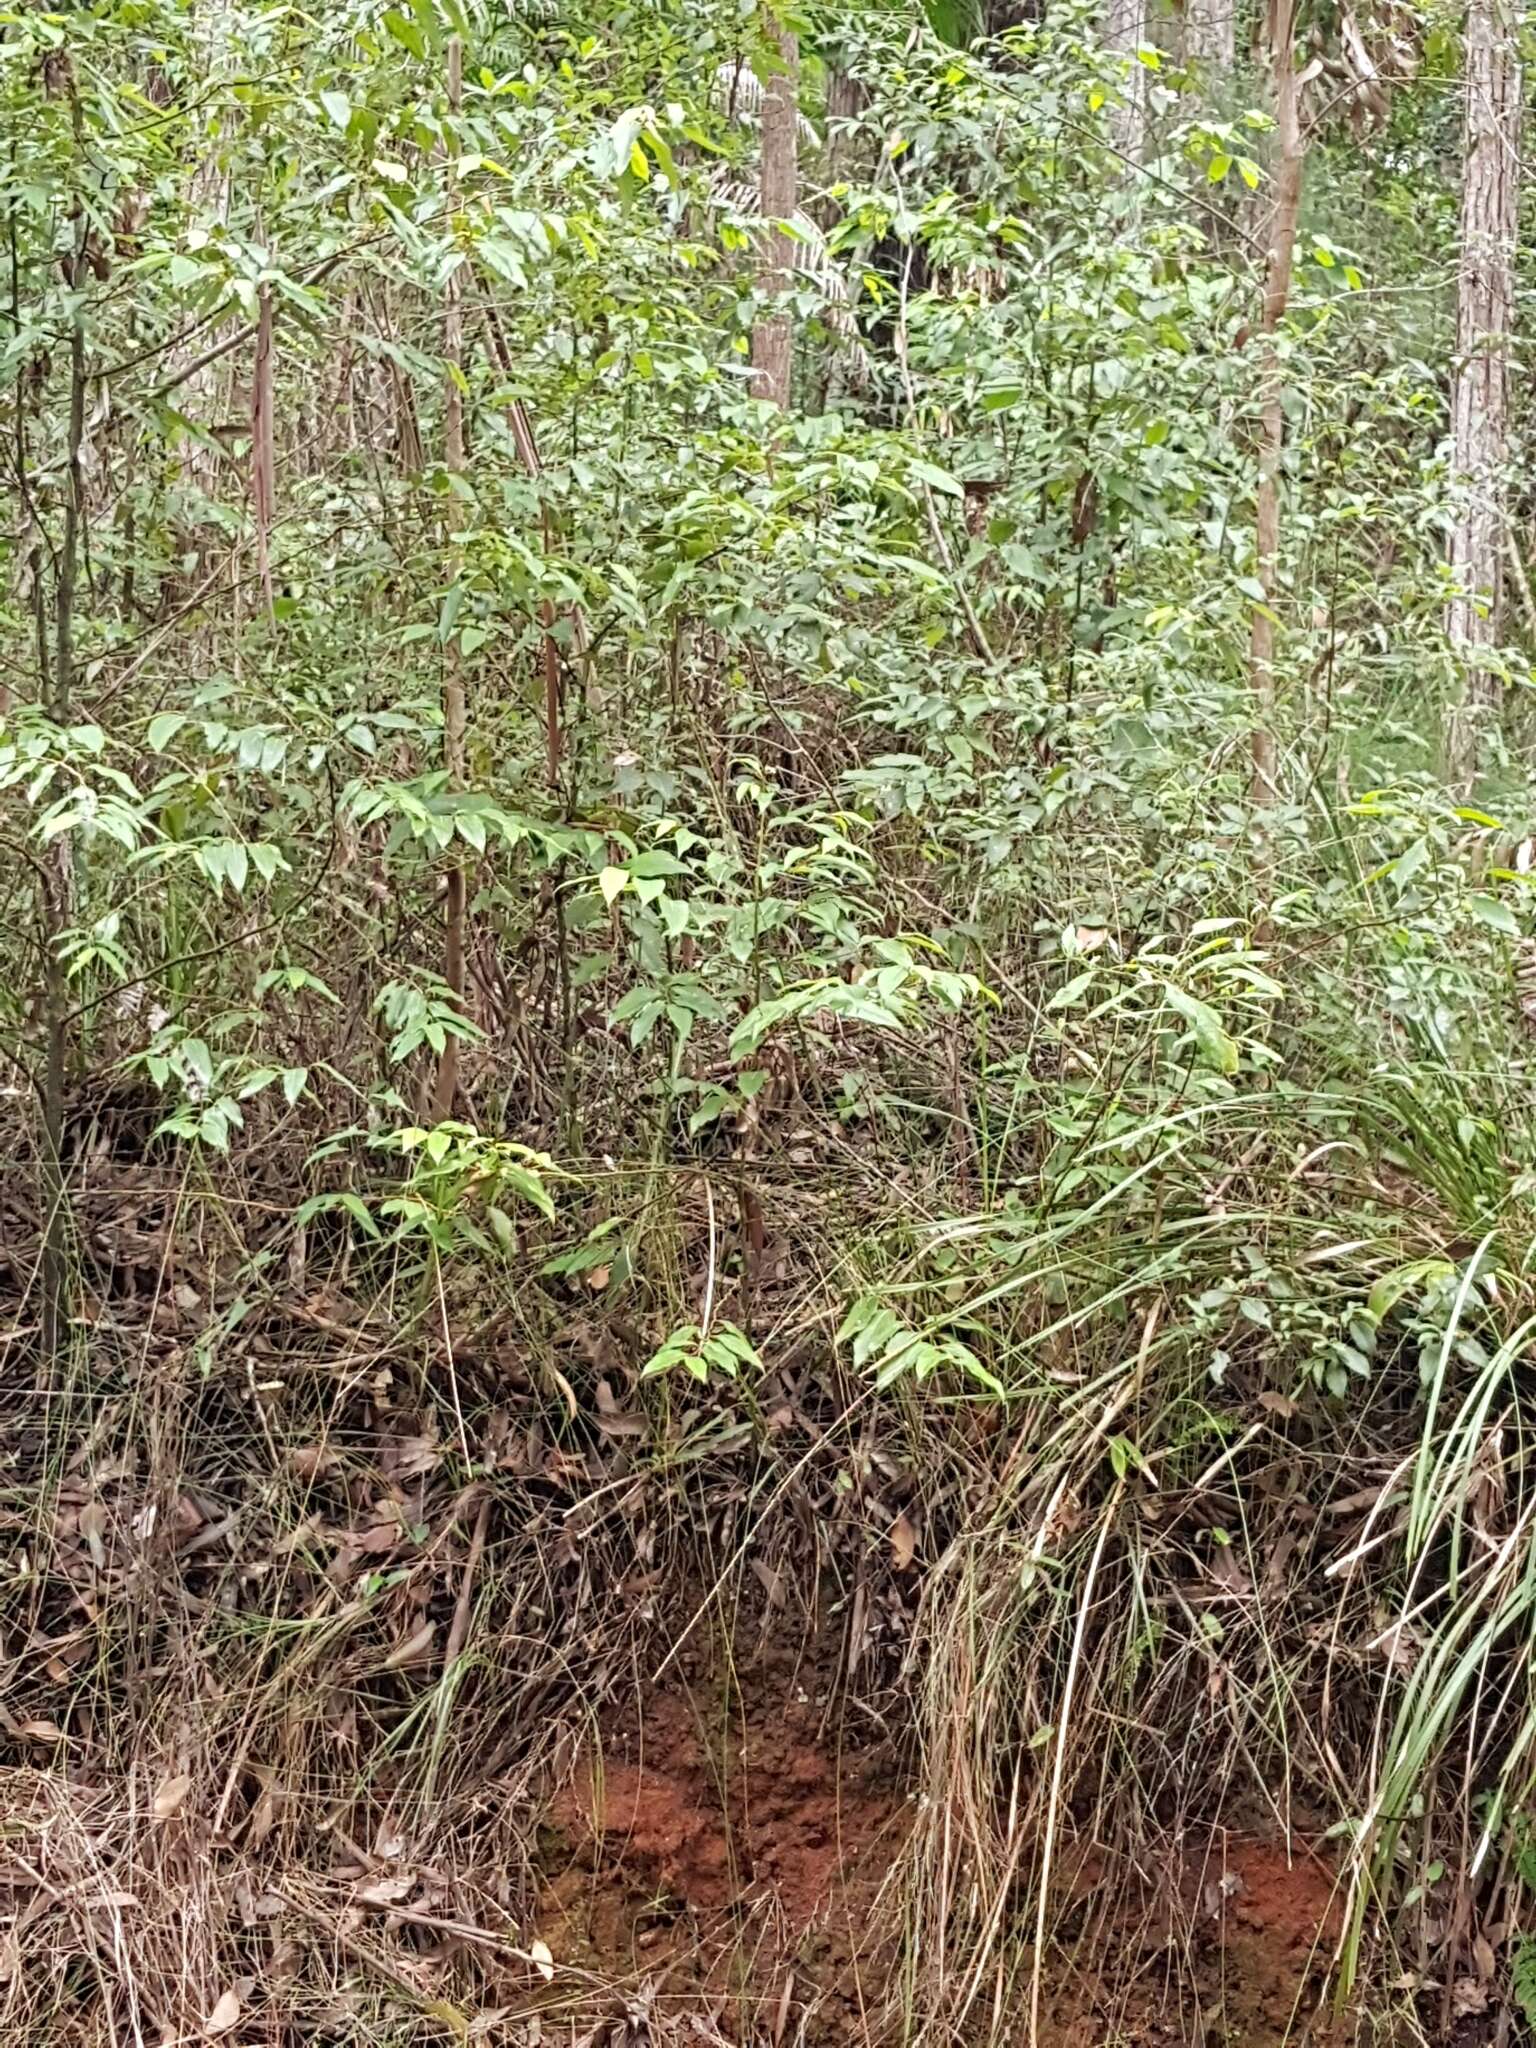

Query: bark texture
750,15,799,409
1185,0,1236,71
174,0,235,499
1445,0,1520,778
1248,0,1304,804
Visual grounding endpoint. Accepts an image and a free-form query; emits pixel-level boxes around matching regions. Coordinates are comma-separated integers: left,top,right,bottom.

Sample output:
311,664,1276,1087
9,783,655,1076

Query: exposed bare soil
528,1660,1352,2047
533,1670,905,2044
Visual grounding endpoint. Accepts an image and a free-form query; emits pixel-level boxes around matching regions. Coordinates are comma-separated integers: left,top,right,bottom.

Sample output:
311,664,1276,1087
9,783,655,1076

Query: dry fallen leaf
79,1500,108,1568
890,1511,917,1573
18,1719,66,1744
1206,1541,1252,1598
1451,1977,1489,2019
357,1875,414,1907
548,1367,578,1420
751,1558,787,1609
381,1621,435,1671
288,1445,339,1481
153,1773,192,1819
528,1938,554,1982
205,1987,241,2037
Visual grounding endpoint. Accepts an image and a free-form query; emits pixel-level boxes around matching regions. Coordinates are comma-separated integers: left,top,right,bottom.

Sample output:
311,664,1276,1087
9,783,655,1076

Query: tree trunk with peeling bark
751,12,798,410
1445,0,1520,782
1248,0,1304,805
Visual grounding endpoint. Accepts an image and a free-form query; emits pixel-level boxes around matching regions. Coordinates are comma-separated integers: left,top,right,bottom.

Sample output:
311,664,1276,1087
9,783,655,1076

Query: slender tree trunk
1185,0,1236,71
175,0,234,504
251,282,276,619
40,69,91,1356
824,64,867,195
1248,0,1304,804
1105,0,1148,160
40,299,84,1358
751,10,798,409
433,32,468,1123
1445,0,1520,782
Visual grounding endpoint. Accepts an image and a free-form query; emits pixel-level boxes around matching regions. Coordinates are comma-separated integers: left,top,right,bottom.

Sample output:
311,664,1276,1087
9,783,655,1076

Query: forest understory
4,1116,1524,2048
6,0,1536,2042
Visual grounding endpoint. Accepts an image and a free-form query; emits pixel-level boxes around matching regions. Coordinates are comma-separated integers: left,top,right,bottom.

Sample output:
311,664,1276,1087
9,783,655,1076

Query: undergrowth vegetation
4,0,1536,2042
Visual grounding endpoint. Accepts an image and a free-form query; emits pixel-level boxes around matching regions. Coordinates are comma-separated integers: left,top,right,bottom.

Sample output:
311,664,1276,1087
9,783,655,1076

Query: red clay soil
1043,1833,1348,2045
537,1679,905,2040
531,1664,1355,2046
548,1691,895,1923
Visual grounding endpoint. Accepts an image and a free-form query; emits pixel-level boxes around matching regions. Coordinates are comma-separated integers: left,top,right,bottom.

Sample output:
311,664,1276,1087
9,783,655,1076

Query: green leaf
381,7,427,58
498,1164,554,1220
851,1306,900,1369
1385,837,1430,890
1164,984,1239,1074
909,458,963,498
181,1038,215,1089
1047,968,1096,1011
1468,893,1519,935
147,713,187,751
295,1190,382,1239
248,843,288,883
1108,1434,1150,1480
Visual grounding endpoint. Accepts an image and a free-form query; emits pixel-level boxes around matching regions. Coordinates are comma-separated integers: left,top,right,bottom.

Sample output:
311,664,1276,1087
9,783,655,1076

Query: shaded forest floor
0,1143,1516,2047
